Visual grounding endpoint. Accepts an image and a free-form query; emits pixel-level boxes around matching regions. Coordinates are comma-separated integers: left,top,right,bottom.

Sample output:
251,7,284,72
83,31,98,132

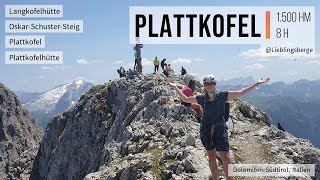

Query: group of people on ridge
153,57,187,77
116,67,126,78
118,57,187,78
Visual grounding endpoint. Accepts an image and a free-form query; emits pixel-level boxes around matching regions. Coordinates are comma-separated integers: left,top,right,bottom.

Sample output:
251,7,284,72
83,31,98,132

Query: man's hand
256,78,270,85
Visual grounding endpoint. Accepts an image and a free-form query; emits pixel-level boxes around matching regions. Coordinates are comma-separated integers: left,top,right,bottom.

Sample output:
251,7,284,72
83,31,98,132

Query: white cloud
113,60,135,70
92,59,104,64
286,70,298,76
76,58,104,65
123,63,134,70
188,73,203,80
172,58,193,64
55,66,67,71
224,70,242,78
193,58,205,62
240,48,271,60
245,63,265,71
142,58,153,66
171,58,205,64
240,48,320,61
63,77,88,84
305,61,320,65
117,63,134,70
38,76,45,79
114,60,124,65
73,77,88,81
116,59,152,70
41,66,54,70
77,59,89,64
41,66,67,71
189,72,200,76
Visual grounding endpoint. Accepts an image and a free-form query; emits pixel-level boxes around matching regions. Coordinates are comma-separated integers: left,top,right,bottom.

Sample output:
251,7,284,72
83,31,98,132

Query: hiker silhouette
181,66,187,75
277,122,285,132
154,57,160,73
160,58,166,70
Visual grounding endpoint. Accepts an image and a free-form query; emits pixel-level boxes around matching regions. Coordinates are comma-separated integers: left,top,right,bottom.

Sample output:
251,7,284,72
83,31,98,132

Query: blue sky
0,0,319,92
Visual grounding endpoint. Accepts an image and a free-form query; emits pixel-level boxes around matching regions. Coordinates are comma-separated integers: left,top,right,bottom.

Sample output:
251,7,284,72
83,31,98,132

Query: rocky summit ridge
1,73,319,180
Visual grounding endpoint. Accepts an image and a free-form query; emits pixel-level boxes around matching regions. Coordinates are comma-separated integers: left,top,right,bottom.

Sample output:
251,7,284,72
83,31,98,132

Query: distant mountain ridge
14,91,40,104
219,78,320,102
15,80,94,130
218,78,320,148
218,76,255,86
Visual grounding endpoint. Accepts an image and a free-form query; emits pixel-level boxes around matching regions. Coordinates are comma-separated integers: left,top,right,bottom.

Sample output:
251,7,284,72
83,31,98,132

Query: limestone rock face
0,83,43,180
29,74,319,180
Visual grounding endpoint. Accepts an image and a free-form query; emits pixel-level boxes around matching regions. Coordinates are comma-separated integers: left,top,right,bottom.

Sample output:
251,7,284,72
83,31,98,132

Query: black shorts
200,124,229,152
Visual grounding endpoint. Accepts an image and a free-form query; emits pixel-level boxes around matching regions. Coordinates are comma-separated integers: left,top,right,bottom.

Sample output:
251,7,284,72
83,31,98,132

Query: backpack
216,92,230,122
223,102,230,122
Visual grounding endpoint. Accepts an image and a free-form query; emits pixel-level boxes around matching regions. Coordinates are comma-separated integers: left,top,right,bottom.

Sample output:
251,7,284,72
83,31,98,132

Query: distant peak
75,79,85,84
73,80,86,88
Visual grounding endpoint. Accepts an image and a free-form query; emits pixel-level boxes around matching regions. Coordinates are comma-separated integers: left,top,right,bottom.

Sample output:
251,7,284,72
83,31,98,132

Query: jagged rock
141,172,154,180
160,122,173,137
238,136,245,140
176,151,183,161
284,147,294,155
176,164,184,175
185,134,196,147
0,83,43,179
25,74,319,180
281,139,297,146
276,130,286,139
128,154,134,160
238,101,272,126
256,128,270,140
